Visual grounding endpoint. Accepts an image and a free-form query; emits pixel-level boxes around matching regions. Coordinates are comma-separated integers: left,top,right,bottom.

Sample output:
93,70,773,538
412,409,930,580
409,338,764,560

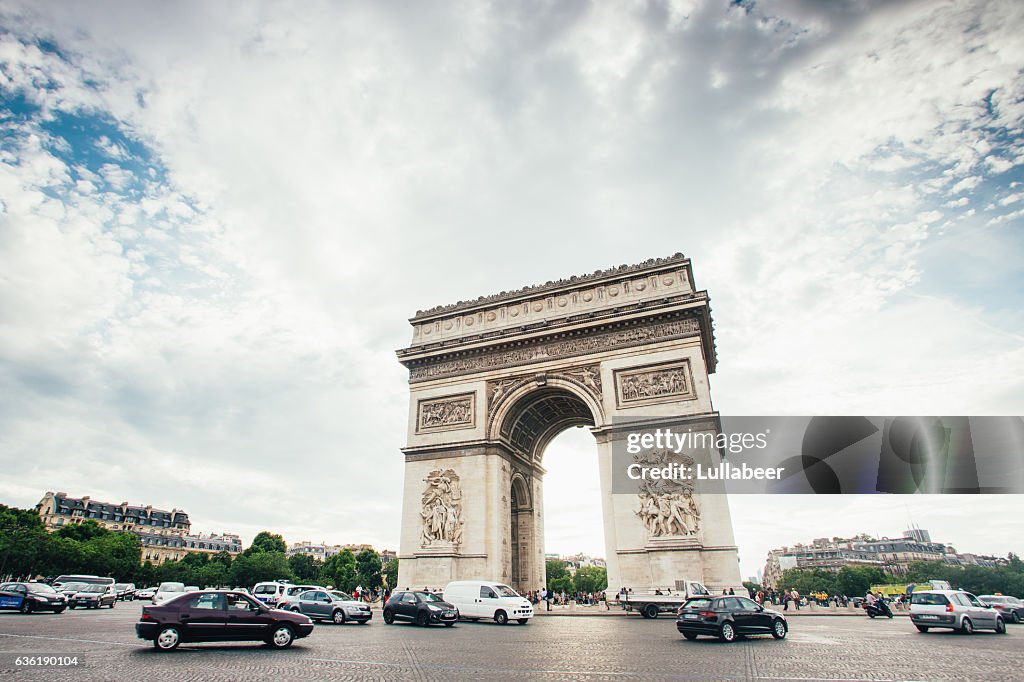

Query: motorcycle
864,600,893,619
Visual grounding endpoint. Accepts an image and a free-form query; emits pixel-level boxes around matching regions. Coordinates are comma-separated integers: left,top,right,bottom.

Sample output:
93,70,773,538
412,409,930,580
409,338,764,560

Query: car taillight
141,612,153,620
946,602,954,613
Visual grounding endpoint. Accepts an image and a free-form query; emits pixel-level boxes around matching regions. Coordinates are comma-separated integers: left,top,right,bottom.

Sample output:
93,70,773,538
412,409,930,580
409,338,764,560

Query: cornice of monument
410,253,690,321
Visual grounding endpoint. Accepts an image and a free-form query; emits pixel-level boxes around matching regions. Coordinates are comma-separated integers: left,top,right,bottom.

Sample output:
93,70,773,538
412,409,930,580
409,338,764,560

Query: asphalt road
0,603,1020,681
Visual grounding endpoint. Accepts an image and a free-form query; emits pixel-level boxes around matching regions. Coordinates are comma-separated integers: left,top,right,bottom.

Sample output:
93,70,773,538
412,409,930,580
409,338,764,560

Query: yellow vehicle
870,580,952,596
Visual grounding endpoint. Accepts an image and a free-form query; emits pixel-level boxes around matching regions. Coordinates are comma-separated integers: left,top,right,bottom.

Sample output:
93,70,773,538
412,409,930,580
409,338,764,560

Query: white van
252,581,292,607
443,581,534,625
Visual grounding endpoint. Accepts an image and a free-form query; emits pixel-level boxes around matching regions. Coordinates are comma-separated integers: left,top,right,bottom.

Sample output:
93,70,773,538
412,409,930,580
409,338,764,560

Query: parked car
909,590,1006,634
55,582,89,599
289,589,372,624
0,582,67,614
978,595,1024,624
443,581,533,625
135,587,156,600
68,584,118,609
383,590,458,627
136,590,314,651
152,582,187,606
275,584,326,611
114,583,136,601
675,595,788,642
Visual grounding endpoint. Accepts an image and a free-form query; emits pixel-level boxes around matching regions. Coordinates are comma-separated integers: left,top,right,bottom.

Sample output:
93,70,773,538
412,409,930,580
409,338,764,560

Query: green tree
231,551,292,587
320,549,357,590
55,519,109,542
573,566,608,593
355,549,383,590
545,559,573,594
837,565,887,597
245,532,287,555
83,532,141,580
288,553,322,582
0,505,52,579
383,558,398,590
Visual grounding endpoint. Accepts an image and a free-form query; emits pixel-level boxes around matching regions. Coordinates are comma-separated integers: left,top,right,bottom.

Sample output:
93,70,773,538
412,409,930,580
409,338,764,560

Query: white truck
620,580,712,619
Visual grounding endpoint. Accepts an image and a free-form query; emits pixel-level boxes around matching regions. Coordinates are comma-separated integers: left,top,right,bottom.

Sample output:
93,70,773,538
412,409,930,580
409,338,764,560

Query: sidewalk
532,603,911,617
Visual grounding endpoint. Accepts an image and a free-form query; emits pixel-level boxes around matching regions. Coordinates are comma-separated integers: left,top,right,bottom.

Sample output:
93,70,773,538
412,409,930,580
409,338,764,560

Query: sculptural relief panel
614,359,696,408
420,468,464,548
416,393,475,433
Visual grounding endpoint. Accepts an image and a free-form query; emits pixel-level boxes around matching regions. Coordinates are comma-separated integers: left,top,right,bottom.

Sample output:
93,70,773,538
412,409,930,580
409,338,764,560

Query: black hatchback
383,591,458,627
676,595,788,642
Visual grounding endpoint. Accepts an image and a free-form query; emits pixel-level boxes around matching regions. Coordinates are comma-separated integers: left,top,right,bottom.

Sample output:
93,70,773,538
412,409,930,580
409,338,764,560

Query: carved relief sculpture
420,468,464,547
633,450,702,538
615,360,695,407
417,393,475,432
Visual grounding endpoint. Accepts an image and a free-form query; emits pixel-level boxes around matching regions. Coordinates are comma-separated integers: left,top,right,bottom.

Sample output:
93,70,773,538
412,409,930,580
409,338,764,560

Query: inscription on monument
417,393,475,432
615,359,695,408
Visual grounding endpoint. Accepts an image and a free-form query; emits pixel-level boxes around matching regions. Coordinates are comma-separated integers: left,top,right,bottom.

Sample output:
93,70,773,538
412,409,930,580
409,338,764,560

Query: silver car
910,590,1006,634
291,589,372,624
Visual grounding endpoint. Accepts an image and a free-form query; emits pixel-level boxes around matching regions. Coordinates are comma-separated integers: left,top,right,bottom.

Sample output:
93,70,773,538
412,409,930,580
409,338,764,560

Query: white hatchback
909,590,1006,635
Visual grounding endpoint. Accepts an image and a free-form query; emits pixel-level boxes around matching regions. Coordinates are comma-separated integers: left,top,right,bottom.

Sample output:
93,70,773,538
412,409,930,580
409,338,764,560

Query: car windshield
253,585,277,594
80,584,105,593
27,583,57,595
114,584,128,590
416,592,444,602
331,591,353,601
911,593,949,606
61,583,87,592
683,598,713,610
495,585,520,598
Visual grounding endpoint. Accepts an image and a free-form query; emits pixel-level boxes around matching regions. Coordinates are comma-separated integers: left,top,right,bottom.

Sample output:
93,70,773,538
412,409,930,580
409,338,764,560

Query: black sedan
383,591,458,626
68,584,117,609
136,590,314,651
676,595,788,642
0,582,67,614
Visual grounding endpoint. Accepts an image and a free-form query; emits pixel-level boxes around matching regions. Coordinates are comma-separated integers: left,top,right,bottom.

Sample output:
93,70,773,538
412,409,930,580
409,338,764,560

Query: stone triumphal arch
396,254,742,593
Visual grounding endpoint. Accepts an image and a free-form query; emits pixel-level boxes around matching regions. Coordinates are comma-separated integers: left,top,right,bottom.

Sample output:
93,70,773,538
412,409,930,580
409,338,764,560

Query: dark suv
676,595,788,642
383,591,458,627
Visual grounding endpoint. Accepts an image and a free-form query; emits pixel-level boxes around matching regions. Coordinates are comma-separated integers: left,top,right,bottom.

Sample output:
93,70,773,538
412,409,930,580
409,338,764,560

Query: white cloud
0,0,1021,573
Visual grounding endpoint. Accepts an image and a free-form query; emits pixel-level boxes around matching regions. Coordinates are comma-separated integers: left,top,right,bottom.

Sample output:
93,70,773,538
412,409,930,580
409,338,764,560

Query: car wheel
494,610,508,625
54,607,65,614
332,610,345,625
719,622,737,643
110,601,115,609
915,625,929,633
683,633,698,641
154,626,181,652
517,618,529,625
771,619,787,640
19,601,32,614
383,609,395,624
444,622,454,627
415,611,430,627
1011,612,1020,624
960,617,974,635
643,604,659,619
995,617,1006,634
68,604,76,610
266,625,294,649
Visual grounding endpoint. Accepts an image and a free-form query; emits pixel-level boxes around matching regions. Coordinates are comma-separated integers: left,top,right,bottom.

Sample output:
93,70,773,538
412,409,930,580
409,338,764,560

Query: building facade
761,528,1004,589
287,541,395,562
36,491,241,563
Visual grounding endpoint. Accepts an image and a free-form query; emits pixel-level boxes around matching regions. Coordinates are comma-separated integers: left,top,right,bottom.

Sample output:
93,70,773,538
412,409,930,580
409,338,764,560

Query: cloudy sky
1,0,1022,580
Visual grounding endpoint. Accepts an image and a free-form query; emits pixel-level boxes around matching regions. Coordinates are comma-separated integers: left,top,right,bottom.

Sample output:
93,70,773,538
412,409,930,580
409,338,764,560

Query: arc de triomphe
396,254,742,593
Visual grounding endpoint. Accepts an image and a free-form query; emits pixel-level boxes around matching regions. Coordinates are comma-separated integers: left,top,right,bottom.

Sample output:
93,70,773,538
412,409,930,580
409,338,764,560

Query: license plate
684,613,699,620
918,615,937,620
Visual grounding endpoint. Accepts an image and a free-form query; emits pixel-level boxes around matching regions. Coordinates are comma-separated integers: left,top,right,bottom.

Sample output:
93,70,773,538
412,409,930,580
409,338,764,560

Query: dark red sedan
136,590,314,651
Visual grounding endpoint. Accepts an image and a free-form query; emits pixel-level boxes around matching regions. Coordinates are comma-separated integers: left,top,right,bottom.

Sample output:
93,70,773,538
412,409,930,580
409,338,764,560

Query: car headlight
427,604,442,612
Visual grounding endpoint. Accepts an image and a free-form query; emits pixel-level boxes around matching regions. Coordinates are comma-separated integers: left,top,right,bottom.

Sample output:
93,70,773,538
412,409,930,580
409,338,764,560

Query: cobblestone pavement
0,604,1020,681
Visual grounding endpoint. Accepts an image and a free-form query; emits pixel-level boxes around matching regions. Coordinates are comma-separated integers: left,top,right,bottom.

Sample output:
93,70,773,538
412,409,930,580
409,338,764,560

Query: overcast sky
1,1,1022,581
